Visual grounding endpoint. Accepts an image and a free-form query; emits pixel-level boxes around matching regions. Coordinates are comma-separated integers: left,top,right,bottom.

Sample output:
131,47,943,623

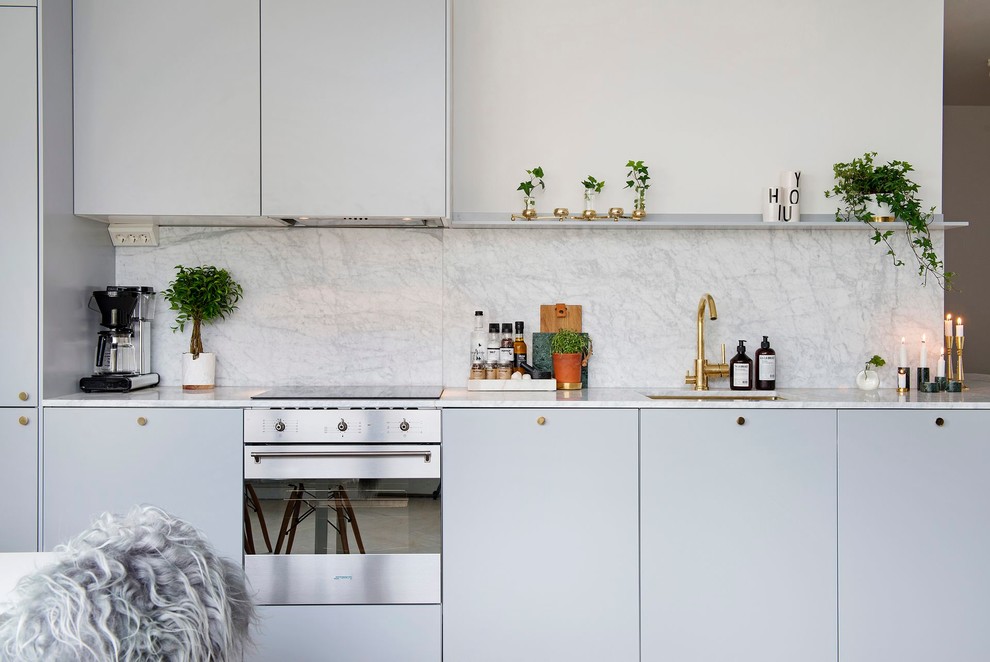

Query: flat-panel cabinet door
262,0,446,218
442,408,639,662
641,409,838,662
839,409,990,662
0,7,39,407
246,605,440,662
43,408,242,560
73,1,260,216
0,408,38,552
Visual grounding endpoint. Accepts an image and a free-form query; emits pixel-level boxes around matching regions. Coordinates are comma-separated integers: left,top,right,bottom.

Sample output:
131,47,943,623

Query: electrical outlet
108,223,159,247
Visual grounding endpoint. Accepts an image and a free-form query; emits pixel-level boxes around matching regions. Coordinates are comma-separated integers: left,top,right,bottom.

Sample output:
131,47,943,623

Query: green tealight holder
917,367,930,389
919,381,940,393
935,376,948,391
946,380,963,393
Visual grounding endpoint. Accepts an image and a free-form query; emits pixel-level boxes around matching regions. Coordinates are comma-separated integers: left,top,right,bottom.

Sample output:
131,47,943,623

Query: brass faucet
685,293,729,390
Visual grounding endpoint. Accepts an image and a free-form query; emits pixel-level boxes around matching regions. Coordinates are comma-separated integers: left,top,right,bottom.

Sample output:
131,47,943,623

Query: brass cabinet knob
18,392,28,401
536,416,546,426
736,416,746,426
137,416,148,426
18,416,29,426
935,417,945,427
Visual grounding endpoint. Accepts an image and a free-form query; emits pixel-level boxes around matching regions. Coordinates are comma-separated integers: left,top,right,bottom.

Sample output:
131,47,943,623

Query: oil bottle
729,340,753,391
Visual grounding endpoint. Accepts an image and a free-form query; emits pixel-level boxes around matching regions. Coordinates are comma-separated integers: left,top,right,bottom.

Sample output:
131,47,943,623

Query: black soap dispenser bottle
755,335,776,391
730,340,753,391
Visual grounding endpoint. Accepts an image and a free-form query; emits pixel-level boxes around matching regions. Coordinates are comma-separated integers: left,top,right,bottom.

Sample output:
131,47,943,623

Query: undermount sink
642,389,785,401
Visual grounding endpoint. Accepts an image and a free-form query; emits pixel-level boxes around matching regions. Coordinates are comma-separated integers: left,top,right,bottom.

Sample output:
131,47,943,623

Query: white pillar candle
945,314,953,337
937,347,946,377
900,337,907,367
957,317,964,337
920,334,927,368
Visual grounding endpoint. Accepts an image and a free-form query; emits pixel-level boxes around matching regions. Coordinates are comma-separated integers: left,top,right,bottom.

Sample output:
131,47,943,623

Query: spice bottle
513,321,528,374
486,323,500,379
497,323,514,379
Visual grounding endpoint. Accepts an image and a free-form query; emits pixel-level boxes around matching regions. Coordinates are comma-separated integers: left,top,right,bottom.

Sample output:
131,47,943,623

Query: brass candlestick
945,335,955,381
957,336,967,389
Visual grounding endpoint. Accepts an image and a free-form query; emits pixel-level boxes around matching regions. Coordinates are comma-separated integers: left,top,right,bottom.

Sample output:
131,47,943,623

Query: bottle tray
467,379,558,392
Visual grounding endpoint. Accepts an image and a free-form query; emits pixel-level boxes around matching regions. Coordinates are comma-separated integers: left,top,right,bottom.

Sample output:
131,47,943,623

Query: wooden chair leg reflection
334,486,365,554
244,483,274,554
269,483,366,555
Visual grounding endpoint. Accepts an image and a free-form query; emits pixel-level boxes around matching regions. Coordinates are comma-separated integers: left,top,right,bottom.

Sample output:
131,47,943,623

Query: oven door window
245,477,440,555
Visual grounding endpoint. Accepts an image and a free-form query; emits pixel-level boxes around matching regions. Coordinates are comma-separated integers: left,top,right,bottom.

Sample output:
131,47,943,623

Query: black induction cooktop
250,386,444,400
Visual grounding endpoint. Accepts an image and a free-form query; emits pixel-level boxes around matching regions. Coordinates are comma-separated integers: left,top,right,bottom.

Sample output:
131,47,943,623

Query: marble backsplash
116,226,944,389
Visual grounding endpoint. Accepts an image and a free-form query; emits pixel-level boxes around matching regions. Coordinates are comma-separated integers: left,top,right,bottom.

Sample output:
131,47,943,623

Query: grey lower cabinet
442,408,639,662
641,409,838,662
42,408,242,561
838,409,990,662
245,605,440,662
0,408,38,551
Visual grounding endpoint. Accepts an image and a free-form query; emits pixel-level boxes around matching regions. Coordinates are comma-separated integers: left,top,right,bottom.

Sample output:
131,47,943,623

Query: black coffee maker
79,286,160,393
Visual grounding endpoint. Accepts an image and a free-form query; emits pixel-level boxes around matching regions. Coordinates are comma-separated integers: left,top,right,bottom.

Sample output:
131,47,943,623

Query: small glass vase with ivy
624,160,650,219
517,166,545,219
581,175,605,219
825,151,952,289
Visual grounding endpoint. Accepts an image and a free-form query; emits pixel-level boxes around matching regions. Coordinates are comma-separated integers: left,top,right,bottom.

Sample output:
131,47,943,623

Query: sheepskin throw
0,505,255,661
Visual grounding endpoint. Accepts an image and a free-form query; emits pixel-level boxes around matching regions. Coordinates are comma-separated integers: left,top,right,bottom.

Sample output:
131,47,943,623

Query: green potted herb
517,166,545,219
624,160,651,219
856,354,885,391
549,328,592,390
825,151,951,289
581,175,605,218
162,264,243,390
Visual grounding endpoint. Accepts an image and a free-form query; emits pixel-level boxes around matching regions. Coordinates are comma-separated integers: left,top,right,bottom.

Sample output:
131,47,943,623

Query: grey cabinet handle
736,416,746,426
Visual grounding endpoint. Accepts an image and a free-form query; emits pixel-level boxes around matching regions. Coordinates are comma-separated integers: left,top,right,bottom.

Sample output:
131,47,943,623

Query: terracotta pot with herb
549,328,591,390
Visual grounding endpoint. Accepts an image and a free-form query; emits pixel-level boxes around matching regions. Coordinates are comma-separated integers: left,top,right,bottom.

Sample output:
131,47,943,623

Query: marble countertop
42,376,990,409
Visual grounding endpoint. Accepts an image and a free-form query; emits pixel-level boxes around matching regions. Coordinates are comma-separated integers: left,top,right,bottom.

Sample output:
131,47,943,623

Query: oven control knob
399,419,410,432
338,419,348,432
274,419,286,432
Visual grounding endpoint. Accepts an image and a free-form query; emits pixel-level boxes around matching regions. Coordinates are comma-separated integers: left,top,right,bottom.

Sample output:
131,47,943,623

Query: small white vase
855,369,880,390
182,352,216,390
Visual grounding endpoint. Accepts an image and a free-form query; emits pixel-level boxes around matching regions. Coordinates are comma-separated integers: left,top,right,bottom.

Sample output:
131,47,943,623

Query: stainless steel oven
243,408,440,605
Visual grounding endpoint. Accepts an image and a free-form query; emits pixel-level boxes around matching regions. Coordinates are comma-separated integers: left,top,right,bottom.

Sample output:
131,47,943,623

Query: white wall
944,105,990,373
452,0,943,215
114,0,948,390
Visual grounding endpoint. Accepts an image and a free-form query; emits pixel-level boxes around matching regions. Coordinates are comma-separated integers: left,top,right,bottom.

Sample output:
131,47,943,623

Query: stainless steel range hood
79,214,448,229
276,216,446,228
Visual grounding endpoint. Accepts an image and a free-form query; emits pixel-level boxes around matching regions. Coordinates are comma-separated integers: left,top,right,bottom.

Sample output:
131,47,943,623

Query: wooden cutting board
539,303,582,333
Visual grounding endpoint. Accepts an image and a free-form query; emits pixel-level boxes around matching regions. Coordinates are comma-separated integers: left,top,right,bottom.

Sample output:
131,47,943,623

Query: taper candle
945,314,953,337
937,346,946,377
920,334,927,368
957,317,964,337
900,337,907,367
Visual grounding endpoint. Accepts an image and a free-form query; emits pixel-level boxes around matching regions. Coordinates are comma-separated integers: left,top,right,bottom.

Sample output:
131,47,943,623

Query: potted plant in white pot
549,328,592,390
162,265,243,390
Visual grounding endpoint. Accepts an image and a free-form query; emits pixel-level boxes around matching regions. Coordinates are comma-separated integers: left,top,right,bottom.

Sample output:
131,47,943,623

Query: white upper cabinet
261,0,447,219
73,1,260,216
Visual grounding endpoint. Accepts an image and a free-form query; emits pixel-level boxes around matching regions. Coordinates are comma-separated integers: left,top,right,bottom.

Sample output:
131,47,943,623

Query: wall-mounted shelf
451,212,967,230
